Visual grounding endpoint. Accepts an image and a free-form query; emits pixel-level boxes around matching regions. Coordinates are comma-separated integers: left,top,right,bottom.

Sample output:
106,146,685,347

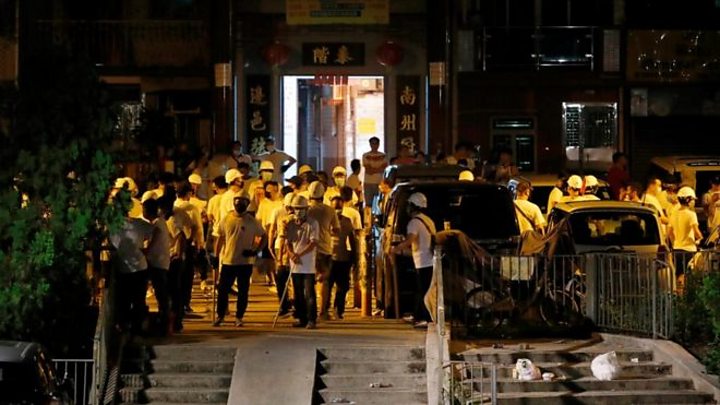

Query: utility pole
210,0,233,154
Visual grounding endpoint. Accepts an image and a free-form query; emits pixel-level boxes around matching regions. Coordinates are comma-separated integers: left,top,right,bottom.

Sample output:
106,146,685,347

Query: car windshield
569,211,660,246
397,186,519,240
0,362,40,402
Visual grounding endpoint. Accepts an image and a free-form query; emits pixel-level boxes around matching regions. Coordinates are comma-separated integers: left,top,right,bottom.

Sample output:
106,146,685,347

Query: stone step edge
490,376,692,383
495,389,713,398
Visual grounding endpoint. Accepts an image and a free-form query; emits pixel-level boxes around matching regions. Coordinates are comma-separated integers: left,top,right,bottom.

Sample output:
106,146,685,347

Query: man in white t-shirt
668,187,703,278
362,137,388,205
282,195,320,329
702,176,720,231
391,192,435,329
514,182,546,235
577,175,601,201
255,137,296,184
559,175,583,203
546,173,567,216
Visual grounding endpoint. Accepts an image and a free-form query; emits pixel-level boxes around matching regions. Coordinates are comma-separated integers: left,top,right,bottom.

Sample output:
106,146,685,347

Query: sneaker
413,320,428,329
212,317,224,327
306,321,317,329
200,280,208,291
334,310,344,320
268,286,278,294
372,309,384,317
234,319,243,327
402,315,415,324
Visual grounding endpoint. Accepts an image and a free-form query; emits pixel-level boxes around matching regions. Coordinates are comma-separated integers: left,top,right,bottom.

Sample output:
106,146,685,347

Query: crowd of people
107,136,389,334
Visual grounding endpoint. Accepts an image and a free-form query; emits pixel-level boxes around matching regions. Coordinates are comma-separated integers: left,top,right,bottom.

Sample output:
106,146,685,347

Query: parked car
547,200,665,254
382,164,463,188
378,181,520,317
508,174,611,214
0,341,73,405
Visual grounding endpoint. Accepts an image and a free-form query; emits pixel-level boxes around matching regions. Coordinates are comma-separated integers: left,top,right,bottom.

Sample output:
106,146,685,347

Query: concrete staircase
315,345,427,405
119,344,235,404
462,346,715,404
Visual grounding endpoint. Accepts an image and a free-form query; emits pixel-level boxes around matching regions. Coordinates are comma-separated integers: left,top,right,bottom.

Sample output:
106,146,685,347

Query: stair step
320,360,426,375
494,389,714,405
318,388,427,405
142,373,232,388
124,344,236,361
143,387,229,403
318,346,425,361
489,376,694,392
464,349,653,364
320,373,425,389
478,361,673,379
144,359,235,374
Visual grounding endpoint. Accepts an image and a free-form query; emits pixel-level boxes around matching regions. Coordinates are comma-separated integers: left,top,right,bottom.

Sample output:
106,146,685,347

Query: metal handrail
53,359,94,405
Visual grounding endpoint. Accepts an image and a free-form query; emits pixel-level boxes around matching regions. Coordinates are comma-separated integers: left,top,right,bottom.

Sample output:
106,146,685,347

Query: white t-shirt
208,190,225,237
362,151,387,185
670,208,699,252
257,150,293,183
146,217,172,270
575,194,601,201
283,218,319,274
642,193,666,218
547,187,564,216
406,214,435,269
342,206,362,231
219,212,265,266
257,198,283,230
323,186,359,206
174,199,205,248
514,199,546,234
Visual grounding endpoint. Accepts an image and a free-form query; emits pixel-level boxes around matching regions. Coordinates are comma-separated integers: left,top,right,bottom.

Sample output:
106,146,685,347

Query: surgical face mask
232,149,242,157
295,208,308,221
233,198,249,214
261,171,273,182
266,145,275,153
335,177,346,188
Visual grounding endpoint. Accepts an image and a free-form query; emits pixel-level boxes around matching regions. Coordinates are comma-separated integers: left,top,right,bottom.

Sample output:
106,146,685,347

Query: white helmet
123,177,138,195
298,164,313,176
308,181,325,200
225,168,242,185
458,170,474,181
408,192,428,209
259,160,275,172
283,192,296,207
188,173,203,185
113,177,127,190
332,166,347,177
290,194,309,208
567,175,583,190
677,186,697,199
584,175,599,188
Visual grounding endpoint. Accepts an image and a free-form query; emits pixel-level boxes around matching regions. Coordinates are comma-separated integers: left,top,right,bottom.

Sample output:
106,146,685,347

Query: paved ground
142,274,425,405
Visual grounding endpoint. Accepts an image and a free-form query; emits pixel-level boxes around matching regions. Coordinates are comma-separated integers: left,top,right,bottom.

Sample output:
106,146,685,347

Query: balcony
477,26,597,72
33,20,210,74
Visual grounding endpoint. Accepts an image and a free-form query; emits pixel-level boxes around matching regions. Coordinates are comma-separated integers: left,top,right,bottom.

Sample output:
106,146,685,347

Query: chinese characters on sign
396,75,421,151
246,75,271,145
287,0,389,25
302,43,365,67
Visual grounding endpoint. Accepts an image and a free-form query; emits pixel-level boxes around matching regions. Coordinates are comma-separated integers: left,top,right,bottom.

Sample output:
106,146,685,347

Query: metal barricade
442,361,498,405
53,359,94,405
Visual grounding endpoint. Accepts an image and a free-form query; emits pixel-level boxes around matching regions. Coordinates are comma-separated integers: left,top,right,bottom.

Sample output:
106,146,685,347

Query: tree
0,48,127,355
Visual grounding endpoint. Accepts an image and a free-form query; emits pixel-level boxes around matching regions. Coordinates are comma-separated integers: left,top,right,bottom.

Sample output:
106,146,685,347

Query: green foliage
700,270,720,375
0,48,127,355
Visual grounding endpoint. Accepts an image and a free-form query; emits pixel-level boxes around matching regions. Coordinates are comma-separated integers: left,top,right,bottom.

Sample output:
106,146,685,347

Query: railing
92,249,122,405
53,359,94,405
442,361,498,405
32,20,209,69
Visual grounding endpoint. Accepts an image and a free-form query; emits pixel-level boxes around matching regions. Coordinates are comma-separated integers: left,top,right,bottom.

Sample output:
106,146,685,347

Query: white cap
113,178,127,190
283,192,296,207
459,170,474,181
408,192,428,208
259,160,275,172
332,166,347,176
123,177,138,194
225,168,242,185
308,181,325,200
141,191,158,203
188,173,202,185
298,164,313,175
584,175,598,188
291,194,309,208
678,186,697,199
567,175,583,189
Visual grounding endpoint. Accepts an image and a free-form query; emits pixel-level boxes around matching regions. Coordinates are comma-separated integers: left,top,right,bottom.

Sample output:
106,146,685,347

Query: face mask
335,177,346,188
233,197,249,214
295,208,308,221
242,173,251,180
233,149,241,157
266,146,275,153
261,171,273,182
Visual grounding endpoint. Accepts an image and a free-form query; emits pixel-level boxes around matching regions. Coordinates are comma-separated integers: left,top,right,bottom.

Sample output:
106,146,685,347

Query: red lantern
261,41,290,68
376,40,404,67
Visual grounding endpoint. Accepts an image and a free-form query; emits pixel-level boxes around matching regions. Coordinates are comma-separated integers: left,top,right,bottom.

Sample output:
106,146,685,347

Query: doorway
283,75,385,176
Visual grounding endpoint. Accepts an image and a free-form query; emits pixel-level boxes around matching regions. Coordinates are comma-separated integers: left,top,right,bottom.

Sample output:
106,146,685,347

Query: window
569,212,660,246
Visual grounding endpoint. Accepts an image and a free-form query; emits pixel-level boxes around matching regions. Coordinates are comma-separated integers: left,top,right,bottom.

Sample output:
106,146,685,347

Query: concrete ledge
600,333,720,403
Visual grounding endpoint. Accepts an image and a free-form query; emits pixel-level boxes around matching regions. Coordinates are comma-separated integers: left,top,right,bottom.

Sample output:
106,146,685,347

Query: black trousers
116,270,149,334
329,260,352,315
217,264,253,319
147,266,170,324
292,273,317,324
317,253,332,315
276,265,292,312
168,259,184,329
414,266,433,322
181,245,197,308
